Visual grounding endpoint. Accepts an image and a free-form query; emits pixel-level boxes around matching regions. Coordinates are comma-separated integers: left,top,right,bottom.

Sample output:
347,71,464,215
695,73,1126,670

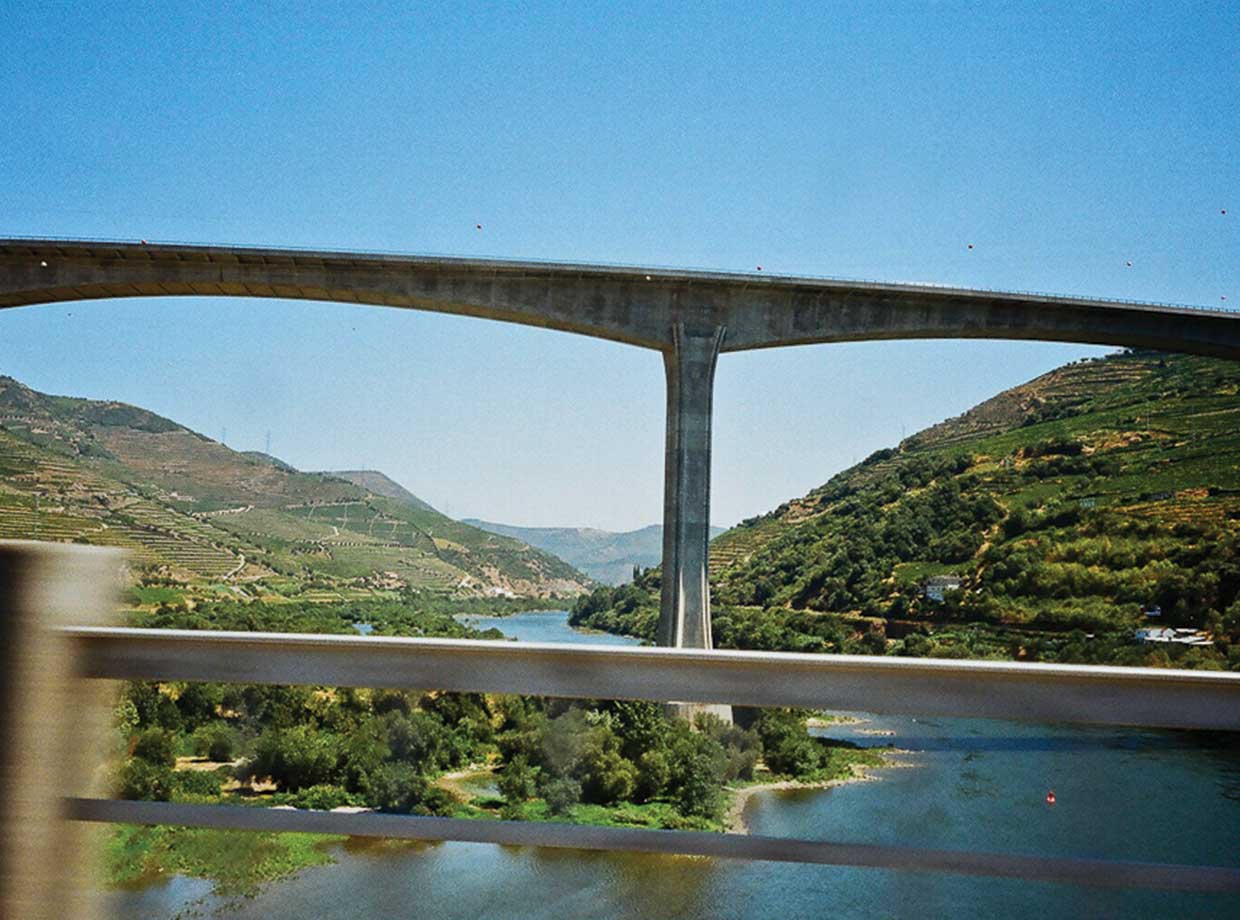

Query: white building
923,575,963,603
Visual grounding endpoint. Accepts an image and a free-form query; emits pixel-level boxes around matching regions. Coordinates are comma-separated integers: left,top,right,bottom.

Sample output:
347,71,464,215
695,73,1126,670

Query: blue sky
1,2,1236,529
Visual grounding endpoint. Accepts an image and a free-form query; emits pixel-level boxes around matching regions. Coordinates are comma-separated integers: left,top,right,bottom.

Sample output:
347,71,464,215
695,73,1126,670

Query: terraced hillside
575,351,1240,670
0,376,591,600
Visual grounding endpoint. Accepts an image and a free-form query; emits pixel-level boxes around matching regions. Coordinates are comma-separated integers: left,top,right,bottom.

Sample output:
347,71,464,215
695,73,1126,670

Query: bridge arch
4,239,1238,689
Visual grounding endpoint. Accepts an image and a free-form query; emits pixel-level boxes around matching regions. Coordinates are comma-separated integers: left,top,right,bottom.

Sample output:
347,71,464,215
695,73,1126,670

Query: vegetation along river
107,610,1240,919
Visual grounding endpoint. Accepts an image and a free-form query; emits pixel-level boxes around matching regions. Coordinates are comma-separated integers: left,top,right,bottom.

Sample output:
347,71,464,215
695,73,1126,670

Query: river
106,610,1240,919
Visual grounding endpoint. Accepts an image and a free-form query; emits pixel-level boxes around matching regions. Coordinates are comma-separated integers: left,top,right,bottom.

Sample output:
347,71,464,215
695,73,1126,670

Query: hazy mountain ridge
463,519,725,585
0,375,591,600
330,470,439,514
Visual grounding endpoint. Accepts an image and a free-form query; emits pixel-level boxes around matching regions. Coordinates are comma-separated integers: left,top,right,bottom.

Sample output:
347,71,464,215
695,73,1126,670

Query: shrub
132,727,176,767
172,768,224,797
541,777,582,815
192,723,239,762
288,784,361,811
119,758,174,801
366,763,454,816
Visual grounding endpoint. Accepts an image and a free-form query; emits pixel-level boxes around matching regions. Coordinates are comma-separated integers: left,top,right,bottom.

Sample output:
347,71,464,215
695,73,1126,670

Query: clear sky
1,2,1236,530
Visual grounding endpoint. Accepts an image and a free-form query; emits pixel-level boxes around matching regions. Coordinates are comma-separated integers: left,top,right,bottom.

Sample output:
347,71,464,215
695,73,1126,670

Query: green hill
0,375,590,601
571,351,1240,670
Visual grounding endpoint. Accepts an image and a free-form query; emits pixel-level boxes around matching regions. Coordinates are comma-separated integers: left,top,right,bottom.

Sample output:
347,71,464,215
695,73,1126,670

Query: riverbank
725,749,914,833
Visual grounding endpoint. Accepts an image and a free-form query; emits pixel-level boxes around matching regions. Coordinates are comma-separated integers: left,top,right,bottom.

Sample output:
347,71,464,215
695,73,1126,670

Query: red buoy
1046,790,1056,805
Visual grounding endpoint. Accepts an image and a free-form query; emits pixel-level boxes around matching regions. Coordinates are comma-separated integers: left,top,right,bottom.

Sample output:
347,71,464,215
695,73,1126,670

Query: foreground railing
3,542,1240,920
68,625,1240,731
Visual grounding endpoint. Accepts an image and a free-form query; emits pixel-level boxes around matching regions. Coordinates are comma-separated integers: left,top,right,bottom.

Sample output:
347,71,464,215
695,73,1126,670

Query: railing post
658,324,732,722
0,541,121,920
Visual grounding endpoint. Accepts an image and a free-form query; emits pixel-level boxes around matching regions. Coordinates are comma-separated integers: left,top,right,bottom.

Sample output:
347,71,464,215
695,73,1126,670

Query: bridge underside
3,240,1239,698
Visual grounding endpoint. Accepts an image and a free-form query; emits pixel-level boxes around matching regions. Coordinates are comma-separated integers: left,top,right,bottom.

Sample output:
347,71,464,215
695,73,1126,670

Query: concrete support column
657,325,731,723
0,541,121,920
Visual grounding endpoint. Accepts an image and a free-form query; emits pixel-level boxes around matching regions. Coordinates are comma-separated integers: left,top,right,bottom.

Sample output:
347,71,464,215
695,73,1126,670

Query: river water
106,610,1240,919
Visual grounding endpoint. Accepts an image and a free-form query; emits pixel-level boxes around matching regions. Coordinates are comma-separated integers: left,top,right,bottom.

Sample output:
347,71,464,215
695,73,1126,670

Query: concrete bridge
4,238,1239,661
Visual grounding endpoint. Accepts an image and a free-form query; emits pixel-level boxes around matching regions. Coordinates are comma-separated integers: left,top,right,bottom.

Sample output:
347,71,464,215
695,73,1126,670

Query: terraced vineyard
576,351,1240,670
0,375,592,601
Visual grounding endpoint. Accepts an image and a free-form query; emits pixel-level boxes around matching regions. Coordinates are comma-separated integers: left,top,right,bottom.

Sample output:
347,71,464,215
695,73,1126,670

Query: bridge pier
657,324,732,723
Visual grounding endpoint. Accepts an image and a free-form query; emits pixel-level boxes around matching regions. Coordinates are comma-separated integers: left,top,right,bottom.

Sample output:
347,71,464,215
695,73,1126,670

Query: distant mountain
463,520,725,585
0,375,591,600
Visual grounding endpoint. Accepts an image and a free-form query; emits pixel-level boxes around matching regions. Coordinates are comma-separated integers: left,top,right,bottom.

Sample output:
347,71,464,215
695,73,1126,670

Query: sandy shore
725,751,917,834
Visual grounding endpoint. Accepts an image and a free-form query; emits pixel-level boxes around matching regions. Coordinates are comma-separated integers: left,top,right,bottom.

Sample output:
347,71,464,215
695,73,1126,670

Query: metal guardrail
59,627,1240,894
66,626,1240,731
64,798,1240,894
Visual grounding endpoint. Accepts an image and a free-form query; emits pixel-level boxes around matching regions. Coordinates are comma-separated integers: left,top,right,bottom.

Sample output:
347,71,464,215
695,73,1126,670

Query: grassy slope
573,351,1240,667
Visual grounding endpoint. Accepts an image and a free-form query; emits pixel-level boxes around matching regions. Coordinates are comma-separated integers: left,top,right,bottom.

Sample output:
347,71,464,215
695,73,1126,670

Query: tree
498,756,536,807
249,726,340,791
385,710,462,772
666,729,727,819
635,750,670,802
753,710,821,777
337,719,390,793
580,749,638,805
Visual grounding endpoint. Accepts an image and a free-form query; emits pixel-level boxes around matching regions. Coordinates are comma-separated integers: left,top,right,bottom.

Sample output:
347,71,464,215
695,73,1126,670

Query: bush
541,777,581,815
287,784,361,811
132,727,176,767
366,763,454,816
172,768,224,797
192,723,239,762
119,758,174,801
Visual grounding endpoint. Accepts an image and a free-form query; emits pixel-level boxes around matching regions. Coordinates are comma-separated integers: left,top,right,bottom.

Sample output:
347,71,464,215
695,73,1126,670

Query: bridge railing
3,541,1240,920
